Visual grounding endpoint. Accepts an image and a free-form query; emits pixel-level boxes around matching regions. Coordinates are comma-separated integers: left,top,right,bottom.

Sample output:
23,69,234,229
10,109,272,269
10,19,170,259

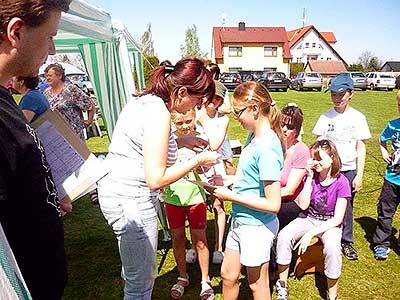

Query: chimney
238,22,245,31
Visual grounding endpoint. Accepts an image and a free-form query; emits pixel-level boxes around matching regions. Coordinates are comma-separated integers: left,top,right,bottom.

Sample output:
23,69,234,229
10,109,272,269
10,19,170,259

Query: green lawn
64,90,400,300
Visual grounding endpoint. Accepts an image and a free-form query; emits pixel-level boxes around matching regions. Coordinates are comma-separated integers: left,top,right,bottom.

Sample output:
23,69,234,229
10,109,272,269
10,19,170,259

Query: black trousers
373,179,400,247
341,170,357,244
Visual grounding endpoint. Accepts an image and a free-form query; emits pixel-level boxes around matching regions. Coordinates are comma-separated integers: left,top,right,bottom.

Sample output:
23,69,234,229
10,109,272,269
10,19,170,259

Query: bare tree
357,51,381,72
140,23,155,57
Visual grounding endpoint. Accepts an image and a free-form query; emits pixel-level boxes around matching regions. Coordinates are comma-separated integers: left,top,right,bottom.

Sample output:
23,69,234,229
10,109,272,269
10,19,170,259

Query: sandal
200,280,214,300
171,275,189,299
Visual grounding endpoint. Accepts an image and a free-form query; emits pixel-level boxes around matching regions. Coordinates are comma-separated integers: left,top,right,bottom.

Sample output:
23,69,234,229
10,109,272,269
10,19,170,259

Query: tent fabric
0,224,32,300
56,0,145,137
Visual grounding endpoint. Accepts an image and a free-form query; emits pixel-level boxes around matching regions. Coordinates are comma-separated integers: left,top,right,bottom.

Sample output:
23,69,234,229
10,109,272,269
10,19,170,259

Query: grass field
63,90,400,300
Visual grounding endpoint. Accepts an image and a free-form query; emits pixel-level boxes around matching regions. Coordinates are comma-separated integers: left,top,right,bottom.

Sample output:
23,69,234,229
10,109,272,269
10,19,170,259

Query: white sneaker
212,250,224,264
185,249,197,263
276,280,288,300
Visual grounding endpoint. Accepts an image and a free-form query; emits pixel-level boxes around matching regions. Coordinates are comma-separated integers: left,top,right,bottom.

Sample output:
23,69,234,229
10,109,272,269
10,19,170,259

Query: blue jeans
98,178,159,300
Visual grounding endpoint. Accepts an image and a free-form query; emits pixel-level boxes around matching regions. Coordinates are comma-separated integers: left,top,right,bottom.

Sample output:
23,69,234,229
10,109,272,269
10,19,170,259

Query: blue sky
90,0,399,64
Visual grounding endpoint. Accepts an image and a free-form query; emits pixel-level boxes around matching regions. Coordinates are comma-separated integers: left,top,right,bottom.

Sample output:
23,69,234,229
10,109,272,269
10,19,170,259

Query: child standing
211,81,283,300
165,109,214,300
372,90,400,260
275,140,351,300
312,73,371,260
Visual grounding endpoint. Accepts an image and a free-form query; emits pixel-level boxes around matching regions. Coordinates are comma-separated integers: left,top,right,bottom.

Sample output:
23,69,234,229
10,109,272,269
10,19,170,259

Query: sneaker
185,249,197,264
212,251,224,264
341,243,358,260
374,245,390,260
275,280,288,300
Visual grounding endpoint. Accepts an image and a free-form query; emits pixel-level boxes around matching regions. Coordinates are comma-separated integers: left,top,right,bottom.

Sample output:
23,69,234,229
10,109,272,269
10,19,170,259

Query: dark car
238,70,264,82
258,72,290,92
220,72,242,91
396,75,400,89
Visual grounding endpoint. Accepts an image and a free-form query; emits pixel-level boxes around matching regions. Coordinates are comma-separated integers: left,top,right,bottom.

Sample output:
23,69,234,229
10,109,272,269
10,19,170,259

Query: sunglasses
281,122,296,130
233,107,248,118
316,139,331,147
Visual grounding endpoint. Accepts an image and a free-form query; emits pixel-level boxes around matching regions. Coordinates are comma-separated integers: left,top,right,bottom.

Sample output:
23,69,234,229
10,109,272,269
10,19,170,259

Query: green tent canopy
56,0,145,137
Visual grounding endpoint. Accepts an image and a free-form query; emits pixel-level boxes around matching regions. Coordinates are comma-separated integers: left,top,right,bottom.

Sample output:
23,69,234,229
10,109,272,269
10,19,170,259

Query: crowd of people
0,1,399,300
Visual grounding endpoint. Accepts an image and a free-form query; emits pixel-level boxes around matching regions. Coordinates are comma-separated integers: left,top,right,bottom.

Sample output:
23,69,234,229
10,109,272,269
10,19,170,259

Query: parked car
238,70,264,82
365,72,395,91
67,74,94,95
291,72,323,91
258,72,290,92
348,72,368,91
220,72,242,91
395,75,400,89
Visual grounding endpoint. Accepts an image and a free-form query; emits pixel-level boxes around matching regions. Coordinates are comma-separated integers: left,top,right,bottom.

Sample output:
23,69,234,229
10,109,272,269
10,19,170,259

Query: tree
357,51,381,72
140,23,155,57
347,63,363,72
180,24,207,59
289,62,304,77
143,55,159,86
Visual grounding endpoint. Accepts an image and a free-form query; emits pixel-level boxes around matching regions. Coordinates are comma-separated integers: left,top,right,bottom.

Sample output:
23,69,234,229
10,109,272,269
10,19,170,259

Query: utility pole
301,8,307,28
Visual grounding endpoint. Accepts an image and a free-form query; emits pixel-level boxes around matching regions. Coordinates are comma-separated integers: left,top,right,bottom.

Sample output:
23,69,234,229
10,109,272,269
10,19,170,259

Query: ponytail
140,58,214,105
268,105,285,153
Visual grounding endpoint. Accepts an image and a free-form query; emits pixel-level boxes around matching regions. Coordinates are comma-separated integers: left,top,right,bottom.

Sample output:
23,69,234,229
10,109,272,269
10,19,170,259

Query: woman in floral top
44,64,95,140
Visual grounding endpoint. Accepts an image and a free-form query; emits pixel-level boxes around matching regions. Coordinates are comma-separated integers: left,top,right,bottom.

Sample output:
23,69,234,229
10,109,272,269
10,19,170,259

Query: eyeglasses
233,107,248,118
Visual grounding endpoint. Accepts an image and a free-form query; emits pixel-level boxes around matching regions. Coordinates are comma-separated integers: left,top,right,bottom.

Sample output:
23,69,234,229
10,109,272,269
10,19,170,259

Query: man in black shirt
0,1,71,299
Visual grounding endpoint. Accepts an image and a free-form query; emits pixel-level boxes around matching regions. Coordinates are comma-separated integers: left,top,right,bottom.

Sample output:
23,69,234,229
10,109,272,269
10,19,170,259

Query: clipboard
32,110,107,202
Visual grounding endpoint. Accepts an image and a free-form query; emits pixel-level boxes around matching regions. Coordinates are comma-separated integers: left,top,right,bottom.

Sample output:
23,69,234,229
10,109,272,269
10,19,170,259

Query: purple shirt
305,174,351,220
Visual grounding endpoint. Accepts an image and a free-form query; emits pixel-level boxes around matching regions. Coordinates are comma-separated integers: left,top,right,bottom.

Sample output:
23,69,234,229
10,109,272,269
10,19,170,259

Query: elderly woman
278,103,311,229
44,63,95,140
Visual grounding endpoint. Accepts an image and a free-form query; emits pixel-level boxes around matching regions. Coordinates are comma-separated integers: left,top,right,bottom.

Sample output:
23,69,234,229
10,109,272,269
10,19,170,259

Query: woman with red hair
98,58,219,300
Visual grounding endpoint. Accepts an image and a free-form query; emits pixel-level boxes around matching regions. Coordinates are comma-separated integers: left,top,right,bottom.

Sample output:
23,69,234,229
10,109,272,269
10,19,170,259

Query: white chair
82,110,102,139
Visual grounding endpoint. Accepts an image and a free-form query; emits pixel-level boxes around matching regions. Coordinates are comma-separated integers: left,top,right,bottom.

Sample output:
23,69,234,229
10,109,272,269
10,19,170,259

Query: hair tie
247,90,254,102
271,100,276,106
165,65,175,73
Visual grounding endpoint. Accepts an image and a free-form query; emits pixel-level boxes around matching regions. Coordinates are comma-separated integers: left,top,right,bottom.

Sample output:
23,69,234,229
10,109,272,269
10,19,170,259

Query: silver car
292,72,323,91
349,72,367,91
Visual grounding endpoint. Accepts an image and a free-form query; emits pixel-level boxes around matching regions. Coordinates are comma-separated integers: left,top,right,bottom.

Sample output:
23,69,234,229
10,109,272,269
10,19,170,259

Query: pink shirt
280,142,310,202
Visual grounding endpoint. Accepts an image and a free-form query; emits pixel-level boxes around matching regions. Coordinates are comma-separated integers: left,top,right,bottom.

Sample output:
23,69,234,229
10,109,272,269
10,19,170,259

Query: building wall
290,30,341,64
217,42,290,76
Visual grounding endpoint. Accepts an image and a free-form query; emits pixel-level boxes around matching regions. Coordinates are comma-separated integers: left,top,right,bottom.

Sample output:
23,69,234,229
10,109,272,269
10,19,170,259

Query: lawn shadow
355,216,400,255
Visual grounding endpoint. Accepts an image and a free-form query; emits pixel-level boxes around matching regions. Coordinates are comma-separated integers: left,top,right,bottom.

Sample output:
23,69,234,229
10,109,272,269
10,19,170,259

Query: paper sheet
36,121,85,200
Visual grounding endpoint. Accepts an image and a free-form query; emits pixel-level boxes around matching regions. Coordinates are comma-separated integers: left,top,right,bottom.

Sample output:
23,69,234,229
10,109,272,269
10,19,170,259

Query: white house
287,25,346,65
212,22,291,76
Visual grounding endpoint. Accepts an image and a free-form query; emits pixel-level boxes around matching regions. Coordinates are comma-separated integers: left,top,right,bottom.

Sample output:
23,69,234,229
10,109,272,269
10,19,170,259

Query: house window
228,67,242,72
296,57,302,63
327,57,332,61
312,43,316,48
307,55,318,61
229,46,242,57
264,47,277,57
305,43,309,48
264,67,277,72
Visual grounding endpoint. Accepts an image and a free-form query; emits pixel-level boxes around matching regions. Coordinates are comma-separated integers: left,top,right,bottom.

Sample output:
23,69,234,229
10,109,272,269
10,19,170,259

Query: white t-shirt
196,113,229,177
312,107,371,171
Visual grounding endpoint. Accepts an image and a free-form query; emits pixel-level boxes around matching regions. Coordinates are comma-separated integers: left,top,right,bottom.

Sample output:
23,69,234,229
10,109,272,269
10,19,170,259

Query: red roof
287,25,337,48
213,26,291,60
305,60,347,75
